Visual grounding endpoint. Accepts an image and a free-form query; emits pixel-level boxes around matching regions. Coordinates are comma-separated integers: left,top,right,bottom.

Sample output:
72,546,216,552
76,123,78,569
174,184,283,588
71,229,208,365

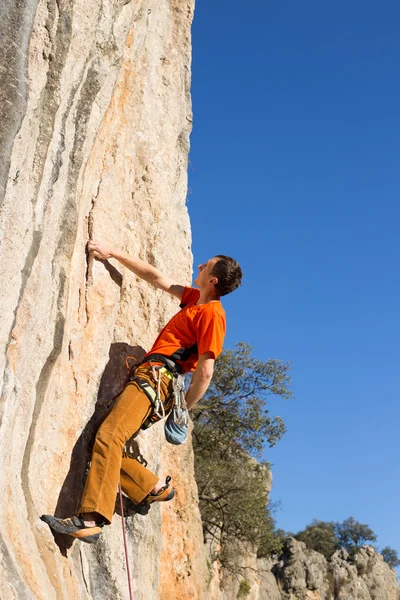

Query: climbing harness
105,351,191,438
129,354,189,432
118,482,133,600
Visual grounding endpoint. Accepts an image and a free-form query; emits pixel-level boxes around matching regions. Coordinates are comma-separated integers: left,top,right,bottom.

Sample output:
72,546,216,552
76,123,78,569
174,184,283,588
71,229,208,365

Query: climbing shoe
121,476,175,517
117,495,151,517
145,476,175,504
40,514,102,544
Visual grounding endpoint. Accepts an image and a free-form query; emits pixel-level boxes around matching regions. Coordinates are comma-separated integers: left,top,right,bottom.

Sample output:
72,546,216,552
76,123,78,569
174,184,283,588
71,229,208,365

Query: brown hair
211,255,242,297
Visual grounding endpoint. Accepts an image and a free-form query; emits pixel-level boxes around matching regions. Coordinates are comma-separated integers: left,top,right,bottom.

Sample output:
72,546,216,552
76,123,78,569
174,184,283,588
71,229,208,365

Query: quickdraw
171,373,188,427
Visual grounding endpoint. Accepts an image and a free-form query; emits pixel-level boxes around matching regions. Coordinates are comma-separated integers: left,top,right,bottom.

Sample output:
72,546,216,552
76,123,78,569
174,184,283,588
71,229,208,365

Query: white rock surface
0,1,207,598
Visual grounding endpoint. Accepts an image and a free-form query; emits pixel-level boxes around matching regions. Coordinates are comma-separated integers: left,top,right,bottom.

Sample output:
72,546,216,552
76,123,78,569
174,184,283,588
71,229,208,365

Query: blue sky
188,1,400,556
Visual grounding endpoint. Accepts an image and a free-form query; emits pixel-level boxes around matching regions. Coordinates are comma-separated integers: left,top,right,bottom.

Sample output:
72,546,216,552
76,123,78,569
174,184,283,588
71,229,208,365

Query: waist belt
130,367,173,400
139,353,182,374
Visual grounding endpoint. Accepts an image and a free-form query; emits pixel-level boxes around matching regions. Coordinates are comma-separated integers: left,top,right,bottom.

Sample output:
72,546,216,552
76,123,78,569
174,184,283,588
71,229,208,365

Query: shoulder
180,287,200,308
196,301,226,321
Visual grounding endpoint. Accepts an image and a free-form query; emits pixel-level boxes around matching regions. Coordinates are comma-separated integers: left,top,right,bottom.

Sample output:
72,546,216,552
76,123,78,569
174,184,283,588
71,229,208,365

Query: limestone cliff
273,538,400,600
0,1,209,598
207,538,400,600
2,2,399,600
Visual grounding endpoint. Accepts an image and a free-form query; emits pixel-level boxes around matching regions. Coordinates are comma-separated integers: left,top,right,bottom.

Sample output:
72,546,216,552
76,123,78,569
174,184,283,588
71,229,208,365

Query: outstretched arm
88,239,185,300
185,353,215,410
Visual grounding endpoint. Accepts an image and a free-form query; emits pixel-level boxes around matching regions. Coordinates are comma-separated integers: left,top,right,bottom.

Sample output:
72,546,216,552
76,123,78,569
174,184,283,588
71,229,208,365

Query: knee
94,423,126,453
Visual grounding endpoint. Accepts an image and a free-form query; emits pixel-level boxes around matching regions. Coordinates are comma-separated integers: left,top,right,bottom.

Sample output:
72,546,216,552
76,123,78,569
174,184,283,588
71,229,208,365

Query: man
41,239,242,543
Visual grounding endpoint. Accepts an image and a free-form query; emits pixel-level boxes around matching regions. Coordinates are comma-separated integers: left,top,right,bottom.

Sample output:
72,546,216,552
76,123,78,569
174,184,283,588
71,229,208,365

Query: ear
209,276,218,286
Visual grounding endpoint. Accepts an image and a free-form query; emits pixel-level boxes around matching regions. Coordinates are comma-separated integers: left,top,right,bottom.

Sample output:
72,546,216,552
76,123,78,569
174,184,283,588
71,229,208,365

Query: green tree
295,520,339,559
380,547,400,569
334,517,377,557
192,343,292,570
296,518,400,568
193,342,292,457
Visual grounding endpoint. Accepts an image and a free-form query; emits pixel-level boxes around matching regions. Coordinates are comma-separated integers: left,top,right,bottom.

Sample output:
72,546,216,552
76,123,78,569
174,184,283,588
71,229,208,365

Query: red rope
118,482,133,600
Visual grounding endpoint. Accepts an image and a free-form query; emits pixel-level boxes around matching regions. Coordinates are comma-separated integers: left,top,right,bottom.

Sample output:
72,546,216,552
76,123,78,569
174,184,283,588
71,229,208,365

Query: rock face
0,0,207,599
2,2,400,600
271,538,399,600
207,538,400,600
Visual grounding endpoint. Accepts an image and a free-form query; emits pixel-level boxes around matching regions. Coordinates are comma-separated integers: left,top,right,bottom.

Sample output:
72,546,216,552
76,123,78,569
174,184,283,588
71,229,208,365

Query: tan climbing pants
79,364,173,524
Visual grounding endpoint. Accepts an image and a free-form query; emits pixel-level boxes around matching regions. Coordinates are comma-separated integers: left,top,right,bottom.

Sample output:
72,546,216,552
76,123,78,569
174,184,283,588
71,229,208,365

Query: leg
40,366,174,541
120,457,159,504
79,381,153,523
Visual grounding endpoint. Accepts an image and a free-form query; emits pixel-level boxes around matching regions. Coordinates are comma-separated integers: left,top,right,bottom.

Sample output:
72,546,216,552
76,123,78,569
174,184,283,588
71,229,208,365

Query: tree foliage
295,517,377,560
333,517,377,557
380,547,400,570
192,343,400,575
295,517,399,569
295,520,338,559
192,343,292,570
193,342,292,456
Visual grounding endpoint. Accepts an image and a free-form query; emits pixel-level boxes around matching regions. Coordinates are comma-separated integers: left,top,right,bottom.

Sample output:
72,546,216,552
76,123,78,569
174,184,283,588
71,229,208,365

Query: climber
41,239,242,543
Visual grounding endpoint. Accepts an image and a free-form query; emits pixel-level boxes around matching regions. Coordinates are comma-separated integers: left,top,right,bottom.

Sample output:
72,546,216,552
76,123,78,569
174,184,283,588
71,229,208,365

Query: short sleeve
180,287,200,308
195,306,226,359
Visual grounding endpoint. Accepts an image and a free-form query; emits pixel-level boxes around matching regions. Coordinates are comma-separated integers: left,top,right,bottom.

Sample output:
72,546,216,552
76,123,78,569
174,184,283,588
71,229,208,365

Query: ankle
150,476,171,496
151,480,162,494
80,512,100,526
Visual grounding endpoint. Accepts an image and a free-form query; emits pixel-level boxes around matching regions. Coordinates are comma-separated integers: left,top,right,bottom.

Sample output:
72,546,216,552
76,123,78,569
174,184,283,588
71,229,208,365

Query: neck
197,289,220,305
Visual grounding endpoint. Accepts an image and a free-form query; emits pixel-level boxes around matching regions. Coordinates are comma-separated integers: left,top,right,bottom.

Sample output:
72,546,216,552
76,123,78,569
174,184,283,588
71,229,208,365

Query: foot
40,514,102,544
79,512,102,527
151,479,166,494
119,476,175,517
118,496,151,517
146,476,175,505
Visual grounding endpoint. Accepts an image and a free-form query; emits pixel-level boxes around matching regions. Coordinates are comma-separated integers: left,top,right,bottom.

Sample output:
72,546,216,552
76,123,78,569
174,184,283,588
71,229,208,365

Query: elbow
198,364,214,381
202,372,213,383
196,354,215,381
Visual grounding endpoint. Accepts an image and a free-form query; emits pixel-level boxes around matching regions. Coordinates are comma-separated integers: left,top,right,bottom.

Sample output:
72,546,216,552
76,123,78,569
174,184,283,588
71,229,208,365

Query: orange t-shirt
145,287,226,373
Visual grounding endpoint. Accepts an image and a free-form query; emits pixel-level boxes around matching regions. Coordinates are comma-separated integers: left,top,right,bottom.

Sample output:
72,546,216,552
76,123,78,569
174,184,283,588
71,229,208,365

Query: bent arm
185,353,215,410
88,239,185,300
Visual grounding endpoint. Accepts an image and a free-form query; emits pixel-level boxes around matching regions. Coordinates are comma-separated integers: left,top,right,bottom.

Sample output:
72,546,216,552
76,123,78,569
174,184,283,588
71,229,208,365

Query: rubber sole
40,515,101,544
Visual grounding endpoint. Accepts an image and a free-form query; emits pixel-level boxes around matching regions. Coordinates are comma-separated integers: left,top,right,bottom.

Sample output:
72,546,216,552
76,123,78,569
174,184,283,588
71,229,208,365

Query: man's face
194,257,219,288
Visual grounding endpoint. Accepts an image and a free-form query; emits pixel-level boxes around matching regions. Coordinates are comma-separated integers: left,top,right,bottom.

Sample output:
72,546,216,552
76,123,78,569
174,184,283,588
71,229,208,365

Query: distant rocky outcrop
207,537,399,600
273,537,399,600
